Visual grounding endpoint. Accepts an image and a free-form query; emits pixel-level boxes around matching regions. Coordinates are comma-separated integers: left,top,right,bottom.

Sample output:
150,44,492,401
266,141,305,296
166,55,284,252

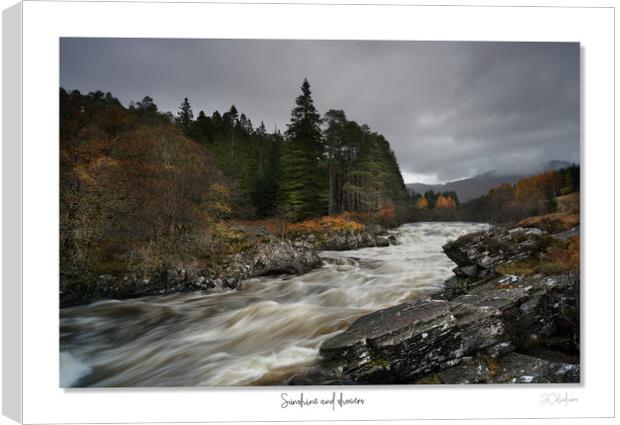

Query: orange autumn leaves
434,194,458,209
514,171,565,202
287,214,366,235
415,194,457,209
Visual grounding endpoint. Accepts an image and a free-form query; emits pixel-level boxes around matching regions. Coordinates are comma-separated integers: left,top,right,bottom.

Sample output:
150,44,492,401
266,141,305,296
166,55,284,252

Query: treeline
462,165,579,222
178,98,284,218
412,165,580,223
174,79,409,221
60,80,410,284
60,88,235,283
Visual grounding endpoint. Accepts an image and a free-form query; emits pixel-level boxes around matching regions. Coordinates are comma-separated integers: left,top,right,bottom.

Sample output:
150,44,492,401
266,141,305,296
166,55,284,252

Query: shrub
287,214,365,235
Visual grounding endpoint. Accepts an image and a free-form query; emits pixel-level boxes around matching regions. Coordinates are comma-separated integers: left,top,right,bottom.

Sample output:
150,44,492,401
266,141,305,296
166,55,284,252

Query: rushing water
60,222,489,387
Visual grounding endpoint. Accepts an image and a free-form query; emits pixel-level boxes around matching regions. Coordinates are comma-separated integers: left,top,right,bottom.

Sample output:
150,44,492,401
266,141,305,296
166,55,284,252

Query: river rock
60,238,322,307
316,231,386,251
227,240,321,278
320,299,507,383
432,274,497,301
452,274,578,353
418,352,579,384
375,236,390,247
442,227,551,279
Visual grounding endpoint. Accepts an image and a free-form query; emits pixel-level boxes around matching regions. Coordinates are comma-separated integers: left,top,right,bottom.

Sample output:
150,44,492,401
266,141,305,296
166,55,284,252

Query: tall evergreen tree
256,121,267,137
280,79,327,219
177,97,194,135
225,105,239,161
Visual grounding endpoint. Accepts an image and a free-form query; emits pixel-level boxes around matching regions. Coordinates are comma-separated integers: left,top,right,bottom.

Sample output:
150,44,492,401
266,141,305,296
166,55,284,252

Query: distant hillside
407,161,572,202
407,172,524,202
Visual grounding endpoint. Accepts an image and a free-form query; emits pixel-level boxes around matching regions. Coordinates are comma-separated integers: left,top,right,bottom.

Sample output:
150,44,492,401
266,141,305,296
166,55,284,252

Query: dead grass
287,214,366,235
496,235,580,277
517,193,580,233
231,213,367,238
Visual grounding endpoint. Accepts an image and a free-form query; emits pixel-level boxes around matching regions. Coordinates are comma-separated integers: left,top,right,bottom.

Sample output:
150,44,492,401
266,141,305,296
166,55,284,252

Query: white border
2,2,22,424
14,1,615,423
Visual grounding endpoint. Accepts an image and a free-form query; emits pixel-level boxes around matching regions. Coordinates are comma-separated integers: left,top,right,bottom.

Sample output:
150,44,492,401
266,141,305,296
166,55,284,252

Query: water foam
60,222,488,386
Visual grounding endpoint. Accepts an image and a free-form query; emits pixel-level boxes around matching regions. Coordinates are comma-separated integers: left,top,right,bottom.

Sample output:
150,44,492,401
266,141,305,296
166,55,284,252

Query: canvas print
60,39,580,387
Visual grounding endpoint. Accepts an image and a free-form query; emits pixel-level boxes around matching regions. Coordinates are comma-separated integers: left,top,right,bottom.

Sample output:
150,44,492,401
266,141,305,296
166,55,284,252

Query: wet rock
452,274,578,354
493,352,580,383
480,341,515,358
454,264,479,278
228,240,321,278
424,352,579,384
320,299,507,383
375,237,390,247
432,275,490,301
442,226,553,279
317,231,386,251
307,225,391,251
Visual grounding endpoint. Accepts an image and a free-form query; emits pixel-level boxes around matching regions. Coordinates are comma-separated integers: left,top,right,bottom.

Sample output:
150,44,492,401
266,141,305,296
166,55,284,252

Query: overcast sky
60,39,580,184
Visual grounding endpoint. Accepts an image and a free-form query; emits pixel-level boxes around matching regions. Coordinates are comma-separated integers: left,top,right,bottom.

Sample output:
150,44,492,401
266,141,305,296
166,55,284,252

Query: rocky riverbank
60,224,391,307
314,223,580,384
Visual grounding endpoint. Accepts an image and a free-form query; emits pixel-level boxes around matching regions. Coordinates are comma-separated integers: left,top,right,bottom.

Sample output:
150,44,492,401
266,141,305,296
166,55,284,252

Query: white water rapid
60,222,489,387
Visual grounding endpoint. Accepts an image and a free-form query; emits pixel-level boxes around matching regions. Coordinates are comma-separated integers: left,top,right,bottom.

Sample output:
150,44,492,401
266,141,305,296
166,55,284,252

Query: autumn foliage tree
458,166,580,222
416,197,430,210
411,190,458,210
434,194,457,209
60,88,230,285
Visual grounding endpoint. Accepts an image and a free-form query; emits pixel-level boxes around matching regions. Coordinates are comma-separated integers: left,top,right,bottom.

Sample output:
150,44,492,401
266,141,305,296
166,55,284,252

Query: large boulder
442,227,550,279
451,274,579,354
315,230,391,251
227,240,321,278
320,299,507,383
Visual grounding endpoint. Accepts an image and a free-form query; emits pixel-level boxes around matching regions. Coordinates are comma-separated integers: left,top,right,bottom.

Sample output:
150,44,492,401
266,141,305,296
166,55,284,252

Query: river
60,222,489,387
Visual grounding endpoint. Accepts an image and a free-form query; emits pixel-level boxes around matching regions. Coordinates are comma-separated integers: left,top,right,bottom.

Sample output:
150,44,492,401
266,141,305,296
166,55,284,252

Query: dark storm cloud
60,39,579,183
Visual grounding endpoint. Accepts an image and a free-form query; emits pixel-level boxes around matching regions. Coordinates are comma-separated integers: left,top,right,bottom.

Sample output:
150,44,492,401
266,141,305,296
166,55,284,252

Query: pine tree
226,105,239,161
177,97,194,135
256,121,267,137
280,79,327,219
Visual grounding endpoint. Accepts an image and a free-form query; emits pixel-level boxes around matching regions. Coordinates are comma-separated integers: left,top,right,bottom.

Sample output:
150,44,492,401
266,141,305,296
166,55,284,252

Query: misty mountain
407,161,572,202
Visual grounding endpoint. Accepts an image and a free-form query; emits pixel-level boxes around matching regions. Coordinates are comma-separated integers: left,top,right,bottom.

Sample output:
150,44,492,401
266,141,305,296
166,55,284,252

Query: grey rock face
451,274,578,353
228,240,321,278
313,229,392,251
61,238,322,307
442,227,550,280
319,224,580,385
320,299,507,383
424,352,580,384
